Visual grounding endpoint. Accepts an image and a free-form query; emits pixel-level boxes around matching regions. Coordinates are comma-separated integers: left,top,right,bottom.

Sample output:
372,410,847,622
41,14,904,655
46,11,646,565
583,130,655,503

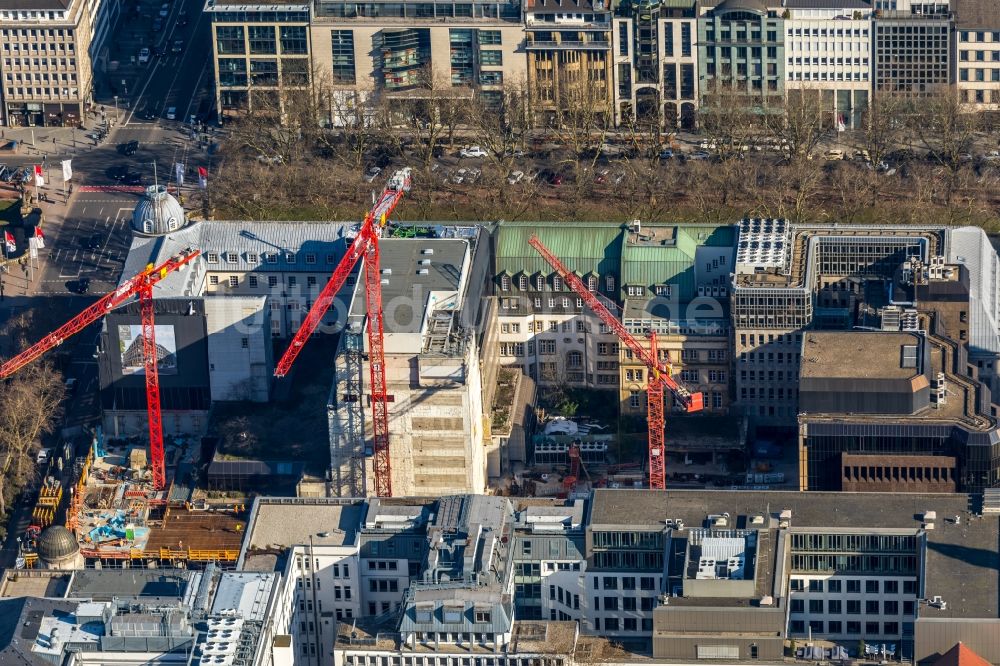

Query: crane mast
273,168,412,498
0,247,201,490
527,235,703,489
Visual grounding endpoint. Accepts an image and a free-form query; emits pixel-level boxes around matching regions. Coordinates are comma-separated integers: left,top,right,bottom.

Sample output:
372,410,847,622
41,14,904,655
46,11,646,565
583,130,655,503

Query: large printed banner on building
118,324,178,375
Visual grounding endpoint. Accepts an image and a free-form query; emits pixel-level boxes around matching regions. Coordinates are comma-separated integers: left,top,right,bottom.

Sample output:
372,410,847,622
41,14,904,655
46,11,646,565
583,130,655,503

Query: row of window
738,351,800,365
4,86,78,98
499,273,616,293
959,68,1000,83
593,575,658,590
791,598,914,616
3,56,77,68
2,41,74,53
787,27,870,38
792,577,916,595
787,56,869,66
208,273,325,289
789,619,900,636
959,49,1000,62
960,31,1000,44
5,72,77,83
593,616,653,632
206,250,343,265
707,45,780,59
592,595,656,612
0,27,73,38
216,25,309,56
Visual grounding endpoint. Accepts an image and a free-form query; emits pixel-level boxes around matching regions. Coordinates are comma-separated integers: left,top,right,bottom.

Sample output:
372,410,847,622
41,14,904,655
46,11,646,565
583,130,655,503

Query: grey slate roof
952,0,1000,29
120,220,355,296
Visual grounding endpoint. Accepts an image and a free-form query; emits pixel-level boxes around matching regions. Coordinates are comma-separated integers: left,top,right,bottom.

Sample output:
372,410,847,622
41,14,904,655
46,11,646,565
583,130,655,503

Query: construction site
19,428,247,569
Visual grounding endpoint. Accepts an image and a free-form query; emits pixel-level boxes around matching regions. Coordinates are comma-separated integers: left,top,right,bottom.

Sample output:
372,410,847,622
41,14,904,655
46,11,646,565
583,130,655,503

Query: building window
209,275,219,285
248,25,276,54
331,30,356,84
216,26,245,55
207,252,219,263
280,26,308,54
268,275,278,287
480,50,502,66
249,275,258,288
605,275,615,292
229,275,238,287
680,22,691,57
629,391,640,408
479,29,501,45
500,275,511,291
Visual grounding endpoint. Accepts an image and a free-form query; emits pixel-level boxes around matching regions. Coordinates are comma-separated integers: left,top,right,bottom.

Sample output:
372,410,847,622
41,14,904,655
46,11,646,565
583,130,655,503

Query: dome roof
132,185,187,236
713,0,768,14
37,525,79,562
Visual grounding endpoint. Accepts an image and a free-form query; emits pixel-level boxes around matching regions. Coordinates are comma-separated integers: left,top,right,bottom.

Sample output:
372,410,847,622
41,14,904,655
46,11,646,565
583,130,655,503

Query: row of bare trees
0,310,66,537
211,76,1000,229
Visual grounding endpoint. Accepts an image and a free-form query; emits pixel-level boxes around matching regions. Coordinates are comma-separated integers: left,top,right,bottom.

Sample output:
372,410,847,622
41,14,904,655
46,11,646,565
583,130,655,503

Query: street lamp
113,95,119,124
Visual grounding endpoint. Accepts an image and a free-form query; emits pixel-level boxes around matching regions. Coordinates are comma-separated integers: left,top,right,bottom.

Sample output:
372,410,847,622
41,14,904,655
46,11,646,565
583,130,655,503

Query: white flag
61,159,73,182
175,162,185,187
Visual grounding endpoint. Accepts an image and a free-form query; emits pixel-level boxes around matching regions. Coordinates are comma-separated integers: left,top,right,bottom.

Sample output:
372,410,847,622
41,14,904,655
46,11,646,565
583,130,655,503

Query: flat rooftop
66,570,197,602
242,499,364,567
800,330,922,381
0,572,70,599
588,490,999,619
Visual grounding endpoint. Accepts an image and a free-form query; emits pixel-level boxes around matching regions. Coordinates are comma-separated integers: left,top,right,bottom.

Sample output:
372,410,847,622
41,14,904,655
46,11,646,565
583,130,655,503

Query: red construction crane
273,168,412,498
0,247,201,491
528,235,703,490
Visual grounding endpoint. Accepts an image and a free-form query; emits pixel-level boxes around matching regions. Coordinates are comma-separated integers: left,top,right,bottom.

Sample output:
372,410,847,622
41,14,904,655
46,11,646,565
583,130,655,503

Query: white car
166,106,177,120
138,47,151,64
460,146,488,158
159,3,170,16
507,170,524,185
452,168,468,184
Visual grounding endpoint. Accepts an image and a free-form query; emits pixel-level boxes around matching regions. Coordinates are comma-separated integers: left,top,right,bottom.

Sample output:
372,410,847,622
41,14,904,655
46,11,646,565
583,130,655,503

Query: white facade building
783,0,873,129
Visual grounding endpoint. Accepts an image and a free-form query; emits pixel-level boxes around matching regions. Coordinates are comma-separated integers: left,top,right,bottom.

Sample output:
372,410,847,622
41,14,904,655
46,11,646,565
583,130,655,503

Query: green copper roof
496,221,626,278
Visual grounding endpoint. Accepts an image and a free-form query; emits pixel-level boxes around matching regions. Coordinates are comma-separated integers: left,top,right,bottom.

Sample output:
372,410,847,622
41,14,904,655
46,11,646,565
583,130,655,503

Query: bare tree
763,87,830,160
0,362,64,517
853,88,908,168
698,81,761,160
908,85,983,207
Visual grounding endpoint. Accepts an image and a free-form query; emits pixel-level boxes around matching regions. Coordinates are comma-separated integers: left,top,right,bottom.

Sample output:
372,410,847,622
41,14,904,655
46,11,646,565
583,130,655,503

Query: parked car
159,3,170,16
36,449,52,465
257,153,284,165
172,39,184,53
153,17,163,31
506,170,524,185
125,172,143,185
459,146,488,158
594,168,610,184
73,278,91,294
466,168,481,184
64,378,78,395
84,232,102,250
363,166,382,183
138,47,151,64
165,106,177,120
824,149,845,161
688,151,710,161
539,169,563,186
658,148,674,160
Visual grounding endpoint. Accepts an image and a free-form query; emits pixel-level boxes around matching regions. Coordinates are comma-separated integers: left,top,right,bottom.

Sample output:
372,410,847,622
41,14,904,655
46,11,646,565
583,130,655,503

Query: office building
205,0,527,119
952,0,1000,110
524,0,613,125
0,0,118,127
612,0,699,128
874,0,952,94
697,0,786,101
783,0,873,128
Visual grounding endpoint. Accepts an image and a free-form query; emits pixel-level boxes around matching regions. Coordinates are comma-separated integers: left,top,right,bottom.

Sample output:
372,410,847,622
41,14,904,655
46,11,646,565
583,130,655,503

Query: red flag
33,226,45,249
197,166,208,189
33,164,44,187
3,230,15,254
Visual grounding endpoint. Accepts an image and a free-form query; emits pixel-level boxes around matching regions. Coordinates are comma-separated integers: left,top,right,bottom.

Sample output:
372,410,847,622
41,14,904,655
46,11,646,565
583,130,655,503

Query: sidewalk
0,126,97,158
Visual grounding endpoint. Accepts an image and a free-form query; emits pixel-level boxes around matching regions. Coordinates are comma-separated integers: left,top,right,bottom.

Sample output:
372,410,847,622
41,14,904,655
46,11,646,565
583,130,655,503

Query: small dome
713,0,768,14
37,525,79,562
132,185,186,236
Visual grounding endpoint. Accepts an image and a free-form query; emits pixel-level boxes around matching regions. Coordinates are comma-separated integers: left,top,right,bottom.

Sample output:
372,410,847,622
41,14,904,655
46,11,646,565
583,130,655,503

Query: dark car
153,45,166,57
107,165,129,181
74,278,91,294
119,140,139,156
539,169,563,186
125,172,143,186
140,108,156,121
153,17,163,30
171,39,183,53
84,233,102,250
